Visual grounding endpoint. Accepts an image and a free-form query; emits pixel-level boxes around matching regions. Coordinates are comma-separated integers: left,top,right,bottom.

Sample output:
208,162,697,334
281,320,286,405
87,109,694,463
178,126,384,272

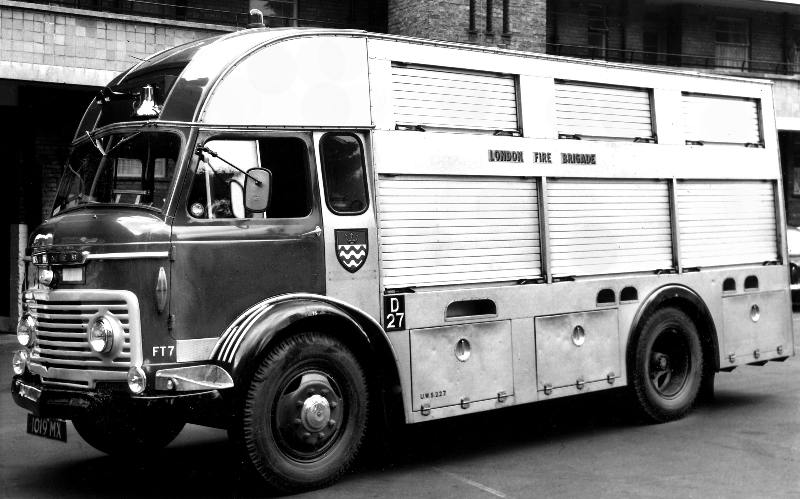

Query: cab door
170,131,325,342
314,131,379,320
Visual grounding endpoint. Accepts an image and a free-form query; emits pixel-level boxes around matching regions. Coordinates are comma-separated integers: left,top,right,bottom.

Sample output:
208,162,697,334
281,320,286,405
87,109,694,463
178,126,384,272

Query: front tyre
631,307,704,423
238,332,369,494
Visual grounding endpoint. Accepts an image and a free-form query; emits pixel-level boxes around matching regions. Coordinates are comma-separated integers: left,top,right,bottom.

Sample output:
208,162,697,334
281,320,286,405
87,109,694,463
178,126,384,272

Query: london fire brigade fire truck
11,24,794,493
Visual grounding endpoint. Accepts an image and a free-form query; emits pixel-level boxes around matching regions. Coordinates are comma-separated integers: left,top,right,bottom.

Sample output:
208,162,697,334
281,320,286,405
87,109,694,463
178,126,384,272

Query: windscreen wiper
195,145,262,186
84,131,106,156
104,131,142,156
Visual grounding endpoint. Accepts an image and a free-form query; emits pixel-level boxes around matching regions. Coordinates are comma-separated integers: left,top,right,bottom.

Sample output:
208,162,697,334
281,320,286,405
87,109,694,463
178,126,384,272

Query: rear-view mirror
245,167,272,213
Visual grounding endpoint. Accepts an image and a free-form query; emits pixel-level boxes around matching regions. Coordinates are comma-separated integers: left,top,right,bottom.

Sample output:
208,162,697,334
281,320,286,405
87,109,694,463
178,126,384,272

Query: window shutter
378,175,541,288
555,81,654,140
547,180,673,276
391,64,519,133
682,93,761,145
678,180,777,267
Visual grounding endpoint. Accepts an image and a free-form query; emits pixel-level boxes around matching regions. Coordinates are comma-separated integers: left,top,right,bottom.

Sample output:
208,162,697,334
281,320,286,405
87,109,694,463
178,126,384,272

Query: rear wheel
236,332,369,494
631,307,703,423
73,409,185,455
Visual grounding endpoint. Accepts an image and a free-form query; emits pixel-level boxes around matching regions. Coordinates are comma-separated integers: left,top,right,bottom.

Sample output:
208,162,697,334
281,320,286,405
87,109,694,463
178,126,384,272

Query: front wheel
631,307,704,423
236,332,369,494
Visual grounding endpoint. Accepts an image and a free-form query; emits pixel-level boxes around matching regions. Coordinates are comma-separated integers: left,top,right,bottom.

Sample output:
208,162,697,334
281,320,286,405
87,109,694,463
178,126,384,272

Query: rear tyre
73,409,185,455
631,307,703,423
237,332,369,494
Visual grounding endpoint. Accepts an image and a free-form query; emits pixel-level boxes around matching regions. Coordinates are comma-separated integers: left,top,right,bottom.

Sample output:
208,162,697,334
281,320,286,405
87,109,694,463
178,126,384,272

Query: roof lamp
133,85,161,119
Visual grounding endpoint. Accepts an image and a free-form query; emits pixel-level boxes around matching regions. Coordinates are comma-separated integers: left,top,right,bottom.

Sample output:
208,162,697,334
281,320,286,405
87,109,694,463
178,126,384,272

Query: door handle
300,225,322,238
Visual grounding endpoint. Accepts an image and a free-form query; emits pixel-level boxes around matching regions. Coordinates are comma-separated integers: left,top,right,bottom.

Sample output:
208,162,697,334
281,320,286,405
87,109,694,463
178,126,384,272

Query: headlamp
16,314,36,347
128,366,147,394
88,315,116,353
12,350,29,375
38,268,55,287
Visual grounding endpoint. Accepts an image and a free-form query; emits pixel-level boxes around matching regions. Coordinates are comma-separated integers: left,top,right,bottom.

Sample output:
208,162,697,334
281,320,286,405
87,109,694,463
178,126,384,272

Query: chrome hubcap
275,371,342,459
301,394,331,432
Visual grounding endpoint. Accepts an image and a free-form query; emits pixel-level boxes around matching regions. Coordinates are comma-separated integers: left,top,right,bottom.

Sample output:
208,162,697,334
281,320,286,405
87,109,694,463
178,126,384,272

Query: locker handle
445,299,497,319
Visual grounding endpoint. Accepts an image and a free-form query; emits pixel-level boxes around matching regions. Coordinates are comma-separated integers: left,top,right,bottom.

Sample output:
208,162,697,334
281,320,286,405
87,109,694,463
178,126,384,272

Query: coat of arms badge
335,229,368,273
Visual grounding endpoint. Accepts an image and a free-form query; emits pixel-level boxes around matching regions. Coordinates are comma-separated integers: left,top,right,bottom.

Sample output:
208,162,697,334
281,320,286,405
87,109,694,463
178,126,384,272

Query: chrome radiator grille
26,290,140,389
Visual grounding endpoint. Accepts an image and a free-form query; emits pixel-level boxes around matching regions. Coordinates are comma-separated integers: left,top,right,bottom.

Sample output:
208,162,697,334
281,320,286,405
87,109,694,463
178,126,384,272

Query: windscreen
52,131,181,216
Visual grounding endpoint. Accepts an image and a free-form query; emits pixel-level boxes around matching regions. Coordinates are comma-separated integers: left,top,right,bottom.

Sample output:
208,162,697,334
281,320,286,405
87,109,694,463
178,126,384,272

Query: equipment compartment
722,290,790,363
410,320,513,411
535,309,620,393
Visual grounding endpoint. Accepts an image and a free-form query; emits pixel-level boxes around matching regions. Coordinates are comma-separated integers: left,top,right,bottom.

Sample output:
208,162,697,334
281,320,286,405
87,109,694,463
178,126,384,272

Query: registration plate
26,414,67,442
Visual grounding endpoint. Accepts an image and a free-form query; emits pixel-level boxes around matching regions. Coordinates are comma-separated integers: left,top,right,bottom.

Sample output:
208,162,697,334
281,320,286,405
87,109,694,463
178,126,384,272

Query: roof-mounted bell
133,85,161,119
247,9,266,28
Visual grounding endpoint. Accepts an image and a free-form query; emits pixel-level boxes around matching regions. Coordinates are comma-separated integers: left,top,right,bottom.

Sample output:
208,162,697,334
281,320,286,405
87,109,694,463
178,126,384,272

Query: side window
188,139,259,219
258,137,311,218
320,134,368,215
187,136,310,219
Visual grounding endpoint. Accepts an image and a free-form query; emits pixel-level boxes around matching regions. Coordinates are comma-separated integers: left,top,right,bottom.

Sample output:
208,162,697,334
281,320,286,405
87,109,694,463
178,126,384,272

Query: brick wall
668,4,790,72
389,0,546,53
299,0,386,31
548,1,799,73
547,0,629,61
0,2,234,86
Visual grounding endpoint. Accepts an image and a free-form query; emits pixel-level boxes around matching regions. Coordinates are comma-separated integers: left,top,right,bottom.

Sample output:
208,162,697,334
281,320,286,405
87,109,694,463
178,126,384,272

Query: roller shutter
682,94,762,145
377,175,541,288
391,64,519,132
548,180,673,276
555,82,654,140
678,181,777,267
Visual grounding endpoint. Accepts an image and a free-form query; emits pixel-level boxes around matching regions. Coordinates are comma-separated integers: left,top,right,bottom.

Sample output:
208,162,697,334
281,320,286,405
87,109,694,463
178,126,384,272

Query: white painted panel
682,94,761,145
555,82,654,140
678,181,778,267
378,176,540,288
548,180,672,276
202,36,371,126
392,64,519,132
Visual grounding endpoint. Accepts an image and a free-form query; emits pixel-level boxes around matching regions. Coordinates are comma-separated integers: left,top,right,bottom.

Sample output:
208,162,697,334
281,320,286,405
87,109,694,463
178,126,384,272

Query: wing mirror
244,168,272,213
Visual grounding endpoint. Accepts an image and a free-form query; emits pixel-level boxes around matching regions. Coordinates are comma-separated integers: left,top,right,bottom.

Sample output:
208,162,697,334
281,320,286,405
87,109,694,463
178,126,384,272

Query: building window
587,4,608,59
715,18,749,70
250,0,298,27
790,28,800,74
642,27,667,66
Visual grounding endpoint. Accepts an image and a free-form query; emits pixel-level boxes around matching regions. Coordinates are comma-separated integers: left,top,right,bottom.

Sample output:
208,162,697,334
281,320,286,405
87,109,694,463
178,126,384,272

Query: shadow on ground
20,385,774,498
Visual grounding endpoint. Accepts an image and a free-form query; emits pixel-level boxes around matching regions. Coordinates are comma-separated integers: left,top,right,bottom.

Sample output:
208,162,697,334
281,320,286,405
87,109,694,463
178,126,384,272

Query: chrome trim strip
85,251,169,260
155,365,234,391
211,293,394,366
175,338,218,362
18,382,42,402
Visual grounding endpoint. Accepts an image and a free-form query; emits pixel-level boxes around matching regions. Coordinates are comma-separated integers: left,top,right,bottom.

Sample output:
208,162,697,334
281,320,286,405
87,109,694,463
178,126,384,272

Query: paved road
1,320,799,499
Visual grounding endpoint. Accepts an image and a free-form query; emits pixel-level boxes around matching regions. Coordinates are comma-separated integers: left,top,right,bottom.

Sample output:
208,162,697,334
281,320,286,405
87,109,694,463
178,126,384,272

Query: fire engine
12,21,794,493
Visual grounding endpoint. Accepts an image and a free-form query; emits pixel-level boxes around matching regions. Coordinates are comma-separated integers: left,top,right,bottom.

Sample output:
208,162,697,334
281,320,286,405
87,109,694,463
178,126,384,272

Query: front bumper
11,374,230,427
